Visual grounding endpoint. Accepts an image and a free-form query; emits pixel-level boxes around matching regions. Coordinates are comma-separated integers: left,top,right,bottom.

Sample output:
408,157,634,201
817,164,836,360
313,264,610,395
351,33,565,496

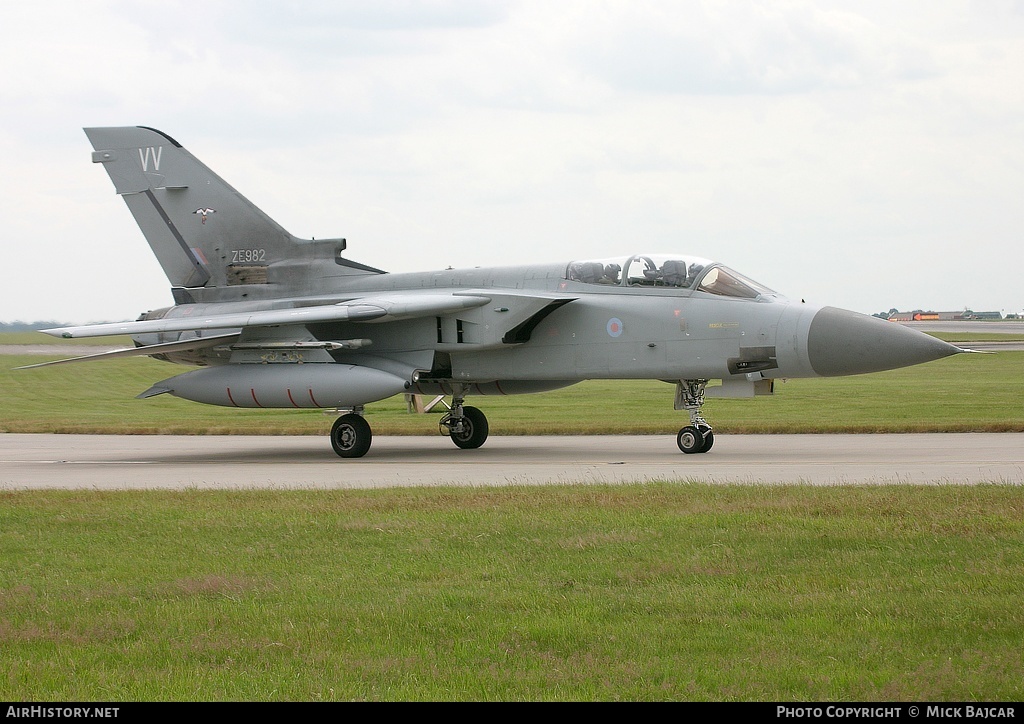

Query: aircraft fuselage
34,126,966,457
141,260,948,396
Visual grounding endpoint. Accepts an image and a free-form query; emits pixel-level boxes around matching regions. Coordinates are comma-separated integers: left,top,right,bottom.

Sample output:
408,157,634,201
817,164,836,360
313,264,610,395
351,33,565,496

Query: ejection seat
661,259,688,286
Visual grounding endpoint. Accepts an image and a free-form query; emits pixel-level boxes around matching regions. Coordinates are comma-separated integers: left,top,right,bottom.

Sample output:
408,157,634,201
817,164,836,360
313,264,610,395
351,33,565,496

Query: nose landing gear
675,380,714,454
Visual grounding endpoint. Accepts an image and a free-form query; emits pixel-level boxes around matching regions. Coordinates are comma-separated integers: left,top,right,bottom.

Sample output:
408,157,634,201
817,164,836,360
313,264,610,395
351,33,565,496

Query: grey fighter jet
28,126,966,458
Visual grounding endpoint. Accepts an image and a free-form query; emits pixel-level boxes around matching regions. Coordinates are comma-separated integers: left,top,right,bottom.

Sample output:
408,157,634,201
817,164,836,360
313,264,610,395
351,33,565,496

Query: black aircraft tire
450,406,489,450
331,414,372,458
699,430,715,453
677,425,705,454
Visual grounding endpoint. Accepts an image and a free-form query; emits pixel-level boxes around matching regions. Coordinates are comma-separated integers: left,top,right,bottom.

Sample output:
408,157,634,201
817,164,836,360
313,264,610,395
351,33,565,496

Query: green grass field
2,332,1023,702
2,484,1022,701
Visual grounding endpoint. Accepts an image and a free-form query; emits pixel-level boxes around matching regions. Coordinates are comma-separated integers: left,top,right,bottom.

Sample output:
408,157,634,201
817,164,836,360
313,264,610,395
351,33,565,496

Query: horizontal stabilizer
41,293,493,339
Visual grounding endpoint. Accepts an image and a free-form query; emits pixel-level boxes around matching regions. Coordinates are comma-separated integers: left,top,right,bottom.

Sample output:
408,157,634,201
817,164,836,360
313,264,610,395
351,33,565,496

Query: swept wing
42,291,494,339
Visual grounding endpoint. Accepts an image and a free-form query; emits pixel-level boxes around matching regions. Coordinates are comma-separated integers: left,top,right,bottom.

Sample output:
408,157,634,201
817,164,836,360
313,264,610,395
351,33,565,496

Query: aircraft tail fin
84,126,382,302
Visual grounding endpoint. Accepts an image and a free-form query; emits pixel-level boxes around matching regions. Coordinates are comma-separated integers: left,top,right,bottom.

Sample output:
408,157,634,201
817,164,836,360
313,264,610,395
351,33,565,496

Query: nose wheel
675,380,714,454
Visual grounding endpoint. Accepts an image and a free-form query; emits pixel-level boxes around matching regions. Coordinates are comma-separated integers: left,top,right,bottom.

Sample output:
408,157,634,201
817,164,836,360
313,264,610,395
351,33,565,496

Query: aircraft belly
574,341,668,378
665,338,740,378
409,379,577,396
451,346,578,380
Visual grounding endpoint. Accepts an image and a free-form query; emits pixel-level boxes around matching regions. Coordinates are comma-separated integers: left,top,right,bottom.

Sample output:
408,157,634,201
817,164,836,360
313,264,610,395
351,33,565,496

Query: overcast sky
1,0,1021,324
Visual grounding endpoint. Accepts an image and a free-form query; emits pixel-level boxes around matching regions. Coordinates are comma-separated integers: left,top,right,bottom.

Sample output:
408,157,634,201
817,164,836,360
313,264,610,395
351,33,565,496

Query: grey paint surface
2,433,1021,489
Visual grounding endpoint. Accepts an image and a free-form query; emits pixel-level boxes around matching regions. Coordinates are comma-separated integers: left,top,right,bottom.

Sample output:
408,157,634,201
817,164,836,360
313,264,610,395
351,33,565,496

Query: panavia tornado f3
26,126,966,458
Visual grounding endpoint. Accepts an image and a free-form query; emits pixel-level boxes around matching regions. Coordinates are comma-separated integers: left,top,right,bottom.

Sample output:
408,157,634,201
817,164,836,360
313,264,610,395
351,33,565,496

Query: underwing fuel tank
138,364,409,408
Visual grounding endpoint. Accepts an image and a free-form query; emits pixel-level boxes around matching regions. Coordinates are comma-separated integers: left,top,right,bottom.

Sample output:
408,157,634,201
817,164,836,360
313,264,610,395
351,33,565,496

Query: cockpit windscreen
565,253,776,299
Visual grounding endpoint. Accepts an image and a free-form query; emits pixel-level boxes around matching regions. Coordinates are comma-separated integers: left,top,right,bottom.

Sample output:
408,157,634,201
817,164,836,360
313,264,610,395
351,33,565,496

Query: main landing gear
331,408,372,458
439,388,489,450
675,379,714,454
328,388,491,459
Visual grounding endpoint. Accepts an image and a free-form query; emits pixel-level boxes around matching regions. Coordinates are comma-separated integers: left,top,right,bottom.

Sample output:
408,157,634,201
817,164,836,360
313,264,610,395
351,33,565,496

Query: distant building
887,311,939,322
887,310,1004,322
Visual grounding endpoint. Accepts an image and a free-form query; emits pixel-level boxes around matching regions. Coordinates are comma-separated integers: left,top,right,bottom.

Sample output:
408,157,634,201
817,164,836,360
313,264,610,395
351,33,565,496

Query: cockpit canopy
565,253,776,299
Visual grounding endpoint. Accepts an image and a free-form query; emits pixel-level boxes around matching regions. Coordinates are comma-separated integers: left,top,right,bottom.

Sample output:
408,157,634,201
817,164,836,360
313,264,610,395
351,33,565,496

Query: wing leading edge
42,292,494,339
13,333,241,370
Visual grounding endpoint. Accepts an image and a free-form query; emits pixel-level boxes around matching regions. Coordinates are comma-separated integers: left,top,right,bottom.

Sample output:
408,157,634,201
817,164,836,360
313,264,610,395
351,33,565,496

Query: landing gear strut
439,387,489,450
675,380,714,454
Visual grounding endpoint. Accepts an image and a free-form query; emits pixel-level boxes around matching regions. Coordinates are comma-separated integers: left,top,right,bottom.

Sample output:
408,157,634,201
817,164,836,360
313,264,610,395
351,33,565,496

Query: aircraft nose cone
807,306,963,377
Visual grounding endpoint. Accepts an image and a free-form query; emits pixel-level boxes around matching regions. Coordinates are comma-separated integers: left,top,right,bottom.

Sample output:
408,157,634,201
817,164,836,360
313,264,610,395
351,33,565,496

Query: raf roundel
606,317,623,338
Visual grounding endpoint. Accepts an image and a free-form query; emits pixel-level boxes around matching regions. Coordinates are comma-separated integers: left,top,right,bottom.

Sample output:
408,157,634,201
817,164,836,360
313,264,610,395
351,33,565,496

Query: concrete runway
1,432,1022,489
